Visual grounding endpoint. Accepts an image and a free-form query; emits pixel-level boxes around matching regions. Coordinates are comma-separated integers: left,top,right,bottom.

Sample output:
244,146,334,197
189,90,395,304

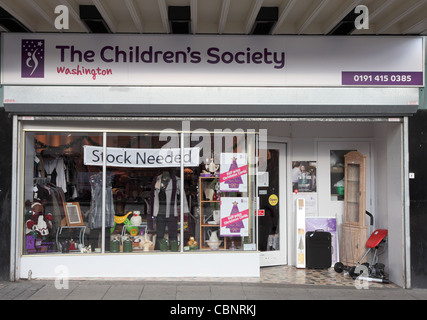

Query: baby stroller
334,228,389,284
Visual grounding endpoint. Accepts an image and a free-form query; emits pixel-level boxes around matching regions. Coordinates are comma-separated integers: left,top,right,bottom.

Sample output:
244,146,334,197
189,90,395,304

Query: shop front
2,34,424,287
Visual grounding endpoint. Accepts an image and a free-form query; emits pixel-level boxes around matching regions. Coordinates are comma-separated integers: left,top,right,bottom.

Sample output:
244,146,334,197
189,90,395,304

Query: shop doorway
259,142,287,267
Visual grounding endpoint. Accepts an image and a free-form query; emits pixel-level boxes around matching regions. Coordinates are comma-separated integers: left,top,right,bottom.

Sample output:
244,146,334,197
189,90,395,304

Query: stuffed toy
26,200,53,239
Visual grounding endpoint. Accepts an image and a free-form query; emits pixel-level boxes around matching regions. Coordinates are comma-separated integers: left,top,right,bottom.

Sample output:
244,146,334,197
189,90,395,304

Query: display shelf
56,225,86,253
198,176,227,250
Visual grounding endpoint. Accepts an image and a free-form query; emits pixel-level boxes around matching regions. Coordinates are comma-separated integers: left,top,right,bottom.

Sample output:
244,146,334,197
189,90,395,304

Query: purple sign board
342,71,423,86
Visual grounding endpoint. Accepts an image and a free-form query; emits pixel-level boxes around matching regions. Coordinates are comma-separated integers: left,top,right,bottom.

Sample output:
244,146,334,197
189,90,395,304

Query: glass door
258,142,287,267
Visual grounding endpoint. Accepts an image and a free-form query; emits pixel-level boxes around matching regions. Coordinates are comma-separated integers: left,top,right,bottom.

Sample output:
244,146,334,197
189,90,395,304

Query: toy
69,238,76,251
110,211,139,236
130,211,142,226
187,236,198,250
25,200,53,239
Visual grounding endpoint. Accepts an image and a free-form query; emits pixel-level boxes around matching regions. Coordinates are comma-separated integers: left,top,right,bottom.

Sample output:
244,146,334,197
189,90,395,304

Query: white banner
1,34,424,87
83,145,199,168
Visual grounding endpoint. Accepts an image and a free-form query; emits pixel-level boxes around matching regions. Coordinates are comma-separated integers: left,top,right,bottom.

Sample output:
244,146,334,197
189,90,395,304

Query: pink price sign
220,165,248,183
221,209,249,227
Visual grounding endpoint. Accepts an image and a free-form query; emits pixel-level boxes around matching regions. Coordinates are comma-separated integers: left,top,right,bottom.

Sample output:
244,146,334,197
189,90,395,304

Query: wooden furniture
199,176,226,250
341,151,368,265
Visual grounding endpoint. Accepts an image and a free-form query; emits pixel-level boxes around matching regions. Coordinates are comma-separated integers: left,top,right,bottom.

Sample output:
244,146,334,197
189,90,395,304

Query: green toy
110,211,139,236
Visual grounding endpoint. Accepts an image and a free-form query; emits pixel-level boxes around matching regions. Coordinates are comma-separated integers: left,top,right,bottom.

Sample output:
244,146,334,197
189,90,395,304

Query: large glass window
22,124,259,255
23,132,102,254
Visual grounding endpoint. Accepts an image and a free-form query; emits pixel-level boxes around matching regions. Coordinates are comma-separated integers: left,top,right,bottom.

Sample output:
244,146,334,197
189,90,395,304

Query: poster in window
292,161,317,192
220,197,249,237
220,153,248,192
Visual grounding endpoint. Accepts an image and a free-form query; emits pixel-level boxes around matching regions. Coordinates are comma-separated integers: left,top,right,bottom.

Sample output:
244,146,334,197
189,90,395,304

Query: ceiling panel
0,0,425,35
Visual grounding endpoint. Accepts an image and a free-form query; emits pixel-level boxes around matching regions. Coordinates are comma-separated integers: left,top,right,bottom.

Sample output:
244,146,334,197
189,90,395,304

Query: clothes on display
34,154,80,198
149,171,190,249
44,158,67,193
88,172,115,229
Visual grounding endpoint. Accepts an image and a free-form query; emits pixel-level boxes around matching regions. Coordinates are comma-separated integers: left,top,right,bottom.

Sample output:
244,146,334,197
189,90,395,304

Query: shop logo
21,39,45,78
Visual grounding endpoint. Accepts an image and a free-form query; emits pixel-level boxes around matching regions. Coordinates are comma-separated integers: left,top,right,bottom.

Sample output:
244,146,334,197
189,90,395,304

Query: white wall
20,252,260,279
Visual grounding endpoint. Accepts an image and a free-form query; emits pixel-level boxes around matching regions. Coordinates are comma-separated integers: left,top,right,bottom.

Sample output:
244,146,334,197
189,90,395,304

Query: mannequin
149,171,189,250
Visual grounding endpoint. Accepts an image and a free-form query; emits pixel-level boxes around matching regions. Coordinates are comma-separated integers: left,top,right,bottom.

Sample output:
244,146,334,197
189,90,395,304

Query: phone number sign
342,71,423,86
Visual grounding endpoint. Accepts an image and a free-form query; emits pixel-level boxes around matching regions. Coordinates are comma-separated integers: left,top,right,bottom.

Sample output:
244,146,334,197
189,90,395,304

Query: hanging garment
44,158,68,193
88,173,115,229
149,172,189,218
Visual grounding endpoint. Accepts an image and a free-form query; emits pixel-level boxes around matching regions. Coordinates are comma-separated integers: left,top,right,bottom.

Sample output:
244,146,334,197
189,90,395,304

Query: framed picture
64,202,84,226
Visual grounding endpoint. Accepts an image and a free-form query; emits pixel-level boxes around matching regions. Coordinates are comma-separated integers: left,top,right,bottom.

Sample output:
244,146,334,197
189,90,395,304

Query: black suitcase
306,230,332,269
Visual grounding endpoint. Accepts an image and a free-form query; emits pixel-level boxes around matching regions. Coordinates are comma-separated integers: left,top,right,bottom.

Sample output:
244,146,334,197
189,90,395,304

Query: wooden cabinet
199,177,226,250
341,151,368,265
341,224,367,265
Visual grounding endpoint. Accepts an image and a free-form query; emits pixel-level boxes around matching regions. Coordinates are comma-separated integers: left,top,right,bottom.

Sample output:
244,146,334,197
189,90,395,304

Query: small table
56,225,86,252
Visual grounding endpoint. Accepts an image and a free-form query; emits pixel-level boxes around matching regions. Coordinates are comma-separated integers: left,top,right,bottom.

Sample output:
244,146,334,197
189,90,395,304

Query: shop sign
1,34,424,87
83,145,199,168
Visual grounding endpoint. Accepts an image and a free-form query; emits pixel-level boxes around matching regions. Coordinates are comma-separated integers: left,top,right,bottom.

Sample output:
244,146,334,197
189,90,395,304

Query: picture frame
64,202,84,226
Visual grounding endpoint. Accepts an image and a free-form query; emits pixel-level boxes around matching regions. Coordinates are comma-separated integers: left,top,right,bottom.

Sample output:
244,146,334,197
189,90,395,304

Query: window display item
305,230,332,269
206,231,222,250
110,238,120,253
204,157,219,176
89,173,115,229
187,236,198,250
25,201,53,239
149,171,189,250
141,234,154,251
64,202,84,226
123,238,133,252
130,211,142,226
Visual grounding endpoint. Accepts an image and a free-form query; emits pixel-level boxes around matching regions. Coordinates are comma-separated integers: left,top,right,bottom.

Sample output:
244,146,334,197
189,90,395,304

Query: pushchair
334,227,389,284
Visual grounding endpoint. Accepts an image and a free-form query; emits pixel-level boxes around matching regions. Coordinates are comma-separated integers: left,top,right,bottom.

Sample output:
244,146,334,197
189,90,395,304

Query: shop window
24,132,103,254
105,132,187,253
330,150,353,201
22,127,258,255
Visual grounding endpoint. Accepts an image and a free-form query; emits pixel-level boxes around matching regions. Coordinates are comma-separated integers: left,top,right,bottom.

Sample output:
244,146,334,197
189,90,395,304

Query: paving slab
64,283,111,300
176,283,212,300
102,284,144,300
140,283,177,300
210,283,247,300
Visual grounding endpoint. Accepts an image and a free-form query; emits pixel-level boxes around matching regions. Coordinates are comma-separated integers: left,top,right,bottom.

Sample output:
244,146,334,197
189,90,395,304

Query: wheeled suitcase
306,230,332,269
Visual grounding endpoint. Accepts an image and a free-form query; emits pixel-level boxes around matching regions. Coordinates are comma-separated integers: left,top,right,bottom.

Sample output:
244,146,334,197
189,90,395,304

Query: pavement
1,279,427,302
